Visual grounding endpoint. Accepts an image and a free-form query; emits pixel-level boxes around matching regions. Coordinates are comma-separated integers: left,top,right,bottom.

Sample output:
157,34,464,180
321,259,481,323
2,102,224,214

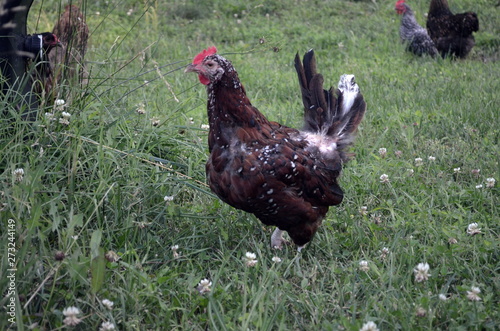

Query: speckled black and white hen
395,0,438,57
185,47,366,250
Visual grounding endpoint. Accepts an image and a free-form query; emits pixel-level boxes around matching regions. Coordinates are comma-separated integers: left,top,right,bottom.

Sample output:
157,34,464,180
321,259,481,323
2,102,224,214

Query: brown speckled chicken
48,4,89,99
185,47,366,250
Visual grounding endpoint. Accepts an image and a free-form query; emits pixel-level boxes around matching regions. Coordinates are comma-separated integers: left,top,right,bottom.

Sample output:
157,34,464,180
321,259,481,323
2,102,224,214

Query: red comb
395,0,406,13
193,46,218,64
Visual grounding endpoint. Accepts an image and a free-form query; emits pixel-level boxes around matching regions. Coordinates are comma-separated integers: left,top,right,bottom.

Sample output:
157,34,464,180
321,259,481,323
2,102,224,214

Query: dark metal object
0,0,38,119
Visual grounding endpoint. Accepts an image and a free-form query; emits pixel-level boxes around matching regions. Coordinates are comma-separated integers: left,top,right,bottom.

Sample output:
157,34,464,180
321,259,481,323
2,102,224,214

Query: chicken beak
52,35,63,48
184,63,198,73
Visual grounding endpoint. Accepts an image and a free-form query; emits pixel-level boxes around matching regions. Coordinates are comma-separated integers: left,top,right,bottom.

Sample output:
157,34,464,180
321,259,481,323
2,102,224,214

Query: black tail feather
295,49,338,133
295,50,366,156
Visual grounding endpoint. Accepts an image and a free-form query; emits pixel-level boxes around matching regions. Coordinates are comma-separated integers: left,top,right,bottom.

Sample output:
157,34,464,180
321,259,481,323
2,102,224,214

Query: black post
0,0,38,120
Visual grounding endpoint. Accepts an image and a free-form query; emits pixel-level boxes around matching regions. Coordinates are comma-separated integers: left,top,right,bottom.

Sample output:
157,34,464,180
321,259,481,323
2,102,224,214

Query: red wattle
199,75,210,85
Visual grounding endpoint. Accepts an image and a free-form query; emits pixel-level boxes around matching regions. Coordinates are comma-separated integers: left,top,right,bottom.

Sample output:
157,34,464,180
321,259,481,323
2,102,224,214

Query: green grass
1,0,499,330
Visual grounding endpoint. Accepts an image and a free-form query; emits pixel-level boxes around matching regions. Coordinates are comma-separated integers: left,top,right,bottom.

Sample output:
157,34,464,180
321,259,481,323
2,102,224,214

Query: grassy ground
1,0,499,330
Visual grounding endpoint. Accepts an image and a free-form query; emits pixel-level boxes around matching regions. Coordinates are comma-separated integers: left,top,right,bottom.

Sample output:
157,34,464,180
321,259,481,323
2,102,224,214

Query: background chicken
426,0,479,58
395,0,438,57
26,32,62,103
23,32,60,60
186,47,366,250
47,4,89,102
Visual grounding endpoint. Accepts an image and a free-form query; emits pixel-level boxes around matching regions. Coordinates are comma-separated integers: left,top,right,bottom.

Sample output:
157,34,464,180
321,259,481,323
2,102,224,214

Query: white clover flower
62,306,80,316
243,252,258,267
467,286,481,301
136,103,146,114
45,112,55,120
102,299,114,310
13,168,24,182
414,262,431,282
62,306,82,326
467,223,481,236
134,220,152,229
394,150,403,157
164,195,174,202
150,118,160,126
359,260,369,272
371,214,382,225
359,206,368,216
245,252,256,259
380,174,389,183
453,167,461,174
475,184,483,189
200,124,210,130
197,278,212,294
416,307,427,317
438,294,448,301
471,169,480,176
378,148,387,158
171,244,180,258
55,99,66,106
99,321,116,331
71,235,79,240
360,321,379,331
407,168,414,176
105,250,120,262
189,117,195,124
415,157,423,167
272,256,282,263
380,247,390,259
448,238,458,244
428,156,436,161
59,118,70,125
486,177,496,188
59,112,71,125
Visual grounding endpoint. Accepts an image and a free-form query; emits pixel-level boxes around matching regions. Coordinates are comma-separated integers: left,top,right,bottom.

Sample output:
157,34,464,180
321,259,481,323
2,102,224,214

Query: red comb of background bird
395,0,406,14
193,46,217,64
